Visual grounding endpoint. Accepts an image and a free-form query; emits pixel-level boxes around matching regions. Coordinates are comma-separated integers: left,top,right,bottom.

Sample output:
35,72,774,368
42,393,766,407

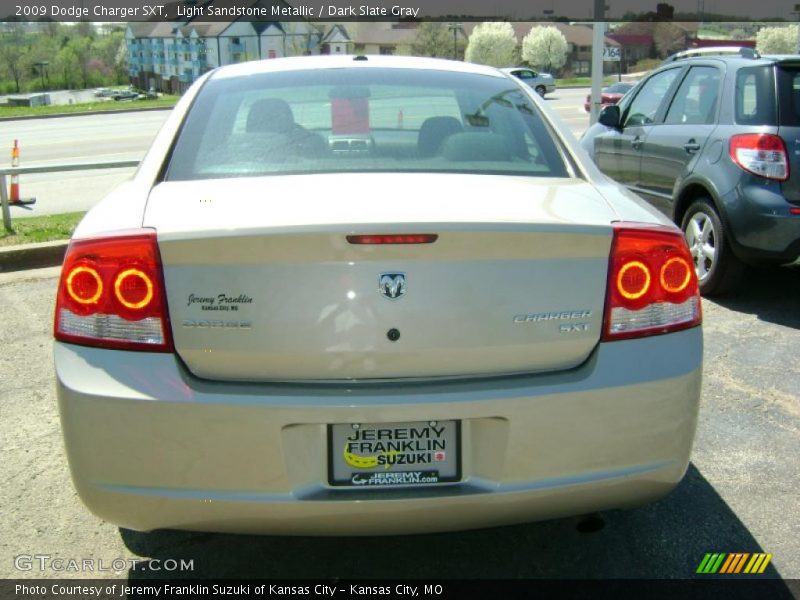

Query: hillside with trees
0,22,127,94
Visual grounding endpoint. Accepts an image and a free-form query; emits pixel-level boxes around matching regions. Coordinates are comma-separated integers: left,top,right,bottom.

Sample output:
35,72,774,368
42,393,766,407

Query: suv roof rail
663,46,760,63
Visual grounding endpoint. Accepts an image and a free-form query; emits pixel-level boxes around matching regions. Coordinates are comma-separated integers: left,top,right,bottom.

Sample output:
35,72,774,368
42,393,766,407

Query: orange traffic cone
9,140,36,206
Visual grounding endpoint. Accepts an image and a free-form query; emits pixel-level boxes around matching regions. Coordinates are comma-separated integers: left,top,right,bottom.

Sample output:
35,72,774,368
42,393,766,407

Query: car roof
210,54,508,81
659,47,798,70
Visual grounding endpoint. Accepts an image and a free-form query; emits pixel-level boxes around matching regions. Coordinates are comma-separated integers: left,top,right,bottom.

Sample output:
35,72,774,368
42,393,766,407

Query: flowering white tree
464,22,518,67
756,25,798,55
521,26,568,72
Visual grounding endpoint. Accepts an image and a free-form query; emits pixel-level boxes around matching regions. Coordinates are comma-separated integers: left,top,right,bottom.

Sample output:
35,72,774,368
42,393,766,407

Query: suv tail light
603,223,701,341
54,230,173,352
729,133,789,181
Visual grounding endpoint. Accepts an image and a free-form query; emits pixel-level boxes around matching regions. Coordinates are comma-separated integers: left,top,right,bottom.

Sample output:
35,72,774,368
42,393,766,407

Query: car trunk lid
144,173,615,381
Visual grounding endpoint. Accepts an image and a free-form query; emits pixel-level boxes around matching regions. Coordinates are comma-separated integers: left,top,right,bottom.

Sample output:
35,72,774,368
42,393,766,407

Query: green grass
559,76,624,86
0,95,178,118
0,211,85,246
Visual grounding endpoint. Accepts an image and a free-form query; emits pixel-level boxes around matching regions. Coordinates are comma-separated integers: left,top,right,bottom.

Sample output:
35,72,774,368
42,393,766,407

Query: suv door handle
684,139,701,154
631,136,643,150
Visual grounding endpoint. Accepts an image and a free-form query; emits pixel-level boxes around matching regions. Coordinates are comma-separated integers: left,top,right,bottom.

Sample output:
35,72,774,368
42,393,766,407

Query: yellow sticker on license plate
328,420,461,487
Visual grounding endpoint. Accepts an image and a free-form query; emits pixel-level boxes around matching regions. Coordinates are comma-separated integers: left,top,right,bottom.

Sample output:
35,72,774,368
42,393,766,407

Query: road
1,88,592,219
0,265,798,583
1,110,170,218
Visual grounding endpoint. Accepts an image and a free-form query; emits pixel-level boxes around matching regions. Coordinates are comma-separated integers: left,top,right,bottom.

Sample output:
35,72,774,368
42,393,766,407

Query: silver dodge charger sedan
54,55,702,535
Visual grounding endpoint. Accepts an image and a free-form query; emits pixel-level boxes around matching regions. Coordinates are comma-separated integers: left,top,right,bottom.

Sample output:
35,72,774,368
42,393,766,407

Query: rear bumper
55,327,702,535
722,183,800,264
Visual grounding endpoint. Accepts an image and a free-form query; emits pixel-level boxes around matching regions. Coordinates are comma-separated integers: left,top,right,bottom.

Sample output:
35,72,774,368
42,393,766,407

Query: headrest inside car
440,132,512,162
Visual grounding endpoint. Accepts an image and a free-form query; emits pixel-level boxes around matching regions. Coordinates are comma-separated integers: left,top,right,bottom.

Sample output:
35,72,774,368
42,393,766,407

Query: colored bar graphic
711,553,726,573
719,554,735,574
758,554,773,574
734,553,750,573
744,554,761,574
696,553,714,574
699,553,773,575
722,553,750,574
697,553,727,574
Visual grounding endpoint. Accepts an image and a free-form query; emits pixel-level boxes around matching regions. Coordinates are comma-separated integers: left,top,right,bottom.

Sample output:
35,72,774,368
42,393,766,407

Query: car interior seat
246,97,326,157
418,116,463,157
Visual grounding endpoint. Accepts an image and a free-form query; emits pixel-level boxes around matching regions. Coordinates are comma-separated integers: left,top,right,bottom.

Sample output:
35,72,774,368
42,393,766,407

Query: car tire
535,85,546,97
681,199,743,296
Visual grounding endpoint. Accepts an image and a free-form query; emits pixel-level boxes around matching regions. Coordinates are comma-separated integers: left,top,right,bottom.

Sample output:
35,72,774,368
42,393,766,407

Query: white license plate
328,420,461,487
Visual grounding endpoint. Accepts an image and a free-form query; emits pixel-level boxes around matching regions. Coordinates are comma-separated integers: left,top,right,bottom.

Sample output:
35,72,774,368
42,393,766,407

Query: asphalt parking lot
0,264,798,584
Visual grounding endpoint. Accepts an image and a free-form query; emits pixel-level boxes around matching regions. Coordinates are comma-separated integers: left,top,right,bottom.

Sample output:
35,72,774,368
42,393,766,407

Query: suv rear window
165,68,568,181
735,65,776,125
777,65,800,126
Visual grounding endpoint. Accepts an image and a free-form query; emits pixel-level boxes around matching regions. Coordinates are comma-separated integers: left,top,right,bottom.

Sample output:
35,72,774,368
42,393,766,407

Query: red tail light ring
114,268,155,310
660,256,692,294
616,261,651,300
66,266,103,305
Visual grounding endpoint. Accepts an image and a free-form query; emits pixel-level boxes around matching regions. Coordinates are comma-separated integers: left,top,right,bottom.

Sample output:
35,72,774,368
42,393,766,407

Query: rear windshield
165,68,569,181
777,65,800,126
734,65,776,125
605,83,633,94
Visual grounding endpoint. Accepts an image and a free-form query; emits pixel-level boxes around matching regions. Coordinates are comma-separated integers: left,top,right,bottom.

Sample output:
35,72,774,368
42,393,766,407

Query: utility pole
35,61,49,91
589,0,606,125
794,4,800,54
448,22,461,60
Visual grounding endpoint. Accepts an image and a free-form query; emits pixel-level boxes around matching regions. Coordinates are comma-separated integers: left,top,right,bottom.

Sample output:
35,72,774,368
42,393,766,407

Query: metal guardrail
0,159,141,233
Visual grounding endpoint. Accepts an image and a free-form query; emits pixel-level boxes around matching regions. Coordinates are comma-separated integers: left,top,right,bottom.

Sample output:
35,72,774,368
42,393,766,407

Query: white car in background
54,55,702,535
501,66,557,96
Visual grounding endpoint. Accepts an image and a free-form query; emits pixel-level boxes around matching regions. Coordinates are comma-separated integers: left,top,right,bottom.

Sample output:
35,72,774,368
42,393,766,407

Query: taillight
54,230,173,352
603,223,701,341
729,133,789,181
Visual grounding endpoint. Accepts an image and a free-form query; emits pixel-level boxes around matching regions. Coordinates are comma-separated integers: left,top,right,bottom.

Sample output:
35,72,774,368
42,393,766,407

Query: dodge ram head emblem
379,273,406,300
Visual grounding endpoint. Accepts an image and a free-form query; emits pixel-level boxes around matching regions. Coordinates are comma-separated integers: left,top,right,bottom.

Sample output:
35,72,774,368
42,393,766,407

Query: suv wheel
681,199,743,296
535,85,546,97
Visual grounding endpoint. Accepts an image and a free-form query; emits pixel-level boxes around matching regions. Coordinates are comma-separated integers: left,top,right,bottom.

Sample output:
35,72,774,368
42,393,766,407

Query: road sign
603,46,621,61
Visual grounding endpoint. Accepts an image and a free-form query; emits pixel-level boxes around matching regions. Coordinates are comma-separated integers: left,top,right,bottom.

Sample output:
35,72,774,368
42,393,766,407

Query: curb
0,105,173,122
0,240,67,273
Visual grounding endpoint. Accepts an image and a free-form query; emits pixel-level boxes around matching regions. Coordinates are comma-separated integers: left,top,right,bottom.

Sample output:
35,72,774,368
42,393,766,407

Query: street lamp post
447,22,461,60
34,61,49,91
590,0,607,125
571,0,608,125
793,4,800,54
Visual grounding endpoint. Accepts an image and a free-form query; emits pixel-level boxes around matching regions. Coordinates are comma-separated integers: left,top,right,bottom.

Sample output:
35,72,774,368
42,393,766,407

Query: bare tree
412,22,453,58
281,22,323,57
0,24,28,92
652,23,687,58
614,22,689,59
